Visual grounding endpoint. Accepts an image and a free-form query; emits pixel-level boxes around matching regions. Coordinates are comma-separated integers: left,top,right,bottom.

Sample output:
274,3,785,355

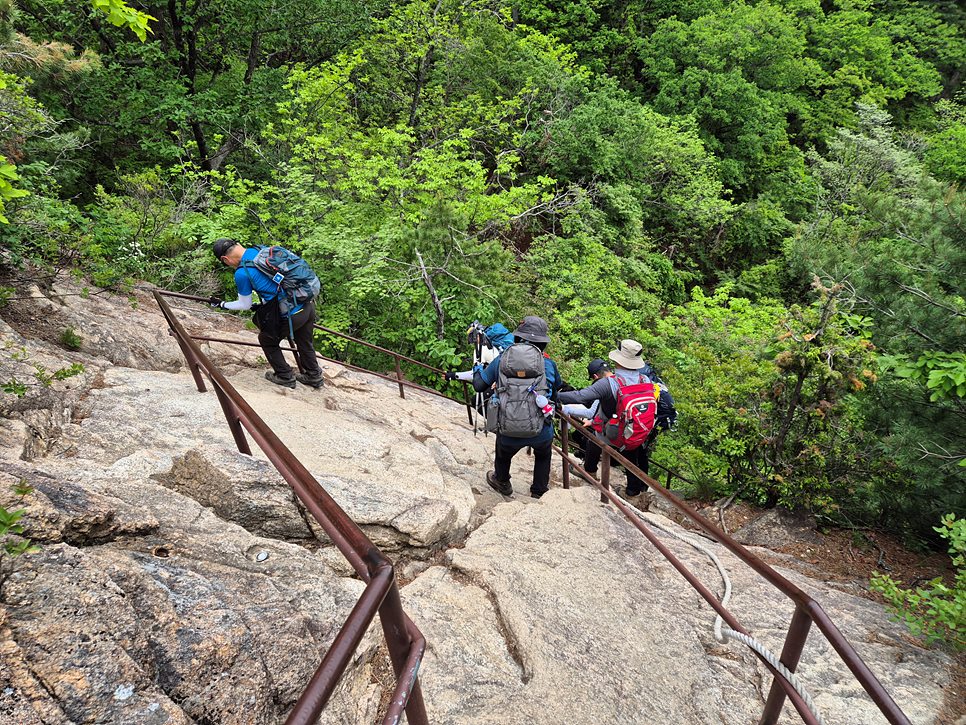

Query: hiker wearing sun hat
558,339,656,502
465,316,561,499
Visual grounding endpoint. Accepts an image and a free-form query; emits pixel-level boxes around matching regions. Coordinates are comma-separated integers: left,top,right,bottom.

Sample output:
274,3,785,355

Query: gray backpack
486,343,548,437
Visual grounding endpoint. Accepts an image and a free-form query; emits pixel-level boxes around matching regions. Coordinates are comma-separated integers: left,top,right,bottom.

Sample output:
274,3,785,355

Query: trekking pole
472,331,482,436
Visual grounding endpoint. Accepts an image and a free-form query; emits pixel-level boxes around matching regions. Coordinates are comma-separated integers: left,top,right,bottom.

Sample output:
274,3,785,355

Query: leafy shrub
59,326,82,350
0,481,40,568
871,514,966,650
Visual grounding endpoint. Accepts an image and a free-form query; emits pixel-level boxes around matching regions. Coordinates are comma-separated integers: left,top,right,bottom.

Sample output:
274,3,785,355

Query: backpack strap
607,376,620,398
240,256,284,305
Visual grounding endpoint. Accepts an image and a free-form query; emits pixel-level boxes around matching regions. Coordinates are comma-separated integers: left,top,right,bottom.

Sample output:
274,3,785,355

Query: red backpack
603,375,657,450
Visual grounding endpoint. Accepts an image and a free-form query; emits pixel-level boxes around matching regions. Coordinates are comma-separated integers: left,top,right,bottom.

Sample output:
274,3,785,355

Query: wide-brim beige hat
608,339,644,369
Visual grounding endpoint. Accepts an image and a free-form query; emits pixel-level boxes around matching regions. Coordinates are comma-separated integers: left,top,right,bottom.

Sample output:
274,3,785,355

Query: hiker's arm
222,267,255,311
563,400,598,419
221,293,253,311
450,370,474,382
558,377,611,406
472,360,497,393
562,403,594,418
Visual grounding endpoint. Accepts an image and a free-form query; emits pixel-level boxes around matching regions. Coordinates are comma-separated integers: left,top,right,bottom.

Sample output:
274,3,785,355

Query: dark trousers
258,300,322,379
582,435,651,494
494,435,553,497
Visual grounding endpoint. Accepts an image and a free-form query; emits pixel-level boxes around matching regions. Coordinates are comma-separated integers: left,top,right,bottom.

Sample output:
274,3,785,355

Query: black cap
587,358,610,377
212,238,238,259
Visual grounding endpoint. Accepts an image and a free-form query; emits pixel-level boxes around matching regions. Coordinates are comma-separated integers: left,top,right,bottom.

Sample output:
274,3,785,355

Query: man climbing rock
461,316,561,499
211,238,324,389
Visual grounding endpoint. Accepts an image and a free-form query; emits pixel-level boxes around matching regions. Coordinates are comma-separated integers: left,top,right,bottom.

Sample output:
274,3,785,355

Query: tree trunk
415,248,445,340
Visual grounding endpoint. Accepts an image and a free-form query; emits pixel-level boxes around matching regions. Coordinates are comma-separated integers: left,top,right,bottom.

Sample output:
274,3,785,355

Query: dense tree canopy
0,0,963,544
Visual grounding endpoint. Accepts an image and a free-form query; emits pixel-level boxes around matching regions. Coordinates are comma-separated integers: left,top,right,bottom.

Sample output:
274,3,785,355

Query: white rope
625,500,827,725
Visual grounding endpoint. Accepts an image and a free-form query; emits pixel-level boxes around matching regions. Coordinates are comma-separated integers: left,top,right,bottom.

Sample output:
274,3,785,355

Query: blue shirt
234,248,281,302
477,350,561,446
234,247,306,316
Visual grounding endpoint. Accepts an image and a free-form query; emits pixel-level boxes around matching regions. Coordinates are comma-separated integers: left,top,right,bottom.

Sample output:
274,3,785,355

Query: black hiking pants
582,435,651,495
258,300,322,379
494,435,552,498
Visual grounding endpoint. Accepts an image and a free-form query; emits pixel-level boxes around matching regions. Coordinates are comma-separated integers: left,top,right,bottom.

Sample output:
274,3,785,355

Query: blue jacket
473,348,561,446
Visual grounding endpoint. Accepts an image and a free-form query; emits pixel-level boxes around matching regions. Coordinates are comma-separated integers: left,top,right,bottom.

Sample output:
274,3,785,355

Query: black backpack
642,362,678,430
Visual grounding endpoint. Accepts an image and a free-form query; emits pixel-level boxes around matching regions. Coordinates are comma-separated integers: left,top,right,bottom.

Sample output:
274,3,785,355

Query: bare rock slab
0,477,380,725
154,446,314,541
404,487,952,725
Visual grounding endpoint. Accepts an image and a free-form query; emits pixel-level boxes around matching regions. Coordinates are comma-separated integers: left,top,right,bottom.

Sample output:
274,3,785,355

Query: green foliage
924,99,966,184
59,326,82,351
90,0,155,41
539,82,733,257
15,0,380,181
1,377,26,396
871,514,966,650
648,285,783,497
0,481,39,563
789,104,965,537
0,0,962,547
893,352,966,404
648,280,883,513
0,157,27,223
1,343,85,397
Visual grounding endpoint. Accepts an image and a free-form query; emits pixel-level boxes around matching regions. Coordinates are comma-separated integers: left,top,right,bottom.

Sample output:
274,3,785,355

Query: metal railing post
394,358,406,399
759,606,814,725
378,580,429,725
561,416,570,490
212,386,253,456
600,448,611,504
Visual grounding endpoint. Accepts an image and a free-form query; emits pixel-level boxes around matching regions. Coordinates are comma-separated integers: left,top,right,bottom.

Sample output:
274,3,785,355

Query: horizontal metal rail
187,333,459,403
169,290,475,425
161,289,909,725
153,290,428,725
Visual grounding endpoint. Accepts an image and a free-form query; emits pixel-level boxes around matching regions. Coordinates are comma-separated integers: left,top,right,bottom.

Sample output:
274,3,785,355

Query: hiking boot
296,372,325,389
486,470,513,496
264,371,296,389
530,488,548,499
569,463,599,481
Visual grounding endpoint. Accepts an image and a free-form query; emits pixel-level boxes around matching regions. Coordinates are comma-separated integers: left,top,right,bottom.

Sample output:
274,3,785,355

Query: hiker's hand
208,296,223,308
443,371,458,382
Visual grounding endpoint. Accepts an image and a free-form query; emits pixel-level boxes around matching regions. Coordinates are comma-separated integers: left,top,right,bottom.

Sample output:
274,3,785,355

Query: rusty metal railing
160,290,909,724
153,290,428,725
554,413,910,725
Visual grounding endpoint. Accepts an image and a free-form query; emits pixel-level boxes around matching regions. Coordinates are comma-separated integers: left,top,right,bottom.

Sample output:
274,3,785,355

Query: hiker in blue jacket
462,316,561,499
211,238,324,389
